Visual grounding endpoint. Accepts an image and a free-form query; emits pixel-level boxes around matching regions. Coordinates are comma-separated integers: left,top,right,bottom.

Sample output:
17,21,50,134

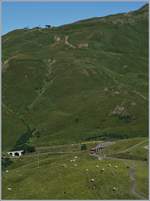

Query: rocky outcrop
64,36,76,49
52,35,89,49
77,43,88,48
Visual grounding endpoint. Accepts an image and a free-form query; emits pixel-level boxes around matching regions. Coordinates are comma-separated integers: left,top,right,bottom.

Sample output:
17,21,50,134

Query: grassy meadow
2,137,149,199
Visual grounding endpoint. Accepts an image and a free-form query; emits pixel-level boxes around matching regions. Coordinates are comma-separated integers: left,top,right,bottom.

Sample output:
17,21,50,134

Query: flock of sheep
7,154,120,194
62,155,119,192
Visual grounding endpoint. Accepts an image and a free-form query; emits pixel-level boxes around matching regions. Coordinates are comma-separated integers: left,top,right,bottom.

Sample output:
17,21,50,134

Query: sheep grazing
8,187,12,191
6,170,9,173
114,165,118,169
113,187,117,191
90,178,95,182
101,168,105,172
104,87,109,92
96,165,99,168
70,159,76,162
74,156,78,159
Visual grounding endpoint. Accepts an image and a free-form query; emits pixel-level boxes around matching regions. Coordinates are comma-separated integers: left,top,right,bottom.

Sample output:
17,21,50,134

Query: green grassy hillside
2,4,148,151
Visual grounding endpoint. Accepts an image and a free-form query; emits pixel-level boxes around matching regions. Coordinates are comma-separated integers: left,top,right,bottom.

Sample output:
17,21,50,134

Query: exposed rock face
112,105,125,115
52,35,88,49
111,104,132,122
64,35,76,48
54,36,61,43
77,43,88,48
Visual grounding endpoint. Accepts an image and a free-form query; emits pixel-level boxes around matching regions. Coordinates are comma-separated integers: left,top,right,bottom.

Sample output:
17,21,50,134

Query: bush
45,25,51,28
14,144,35,153
2,157,13,171
15,129,33,147
25,145,35,153
23,27,29,30
75,118,79,123
81,144,87,151
119,114,132,123
13,128,36,153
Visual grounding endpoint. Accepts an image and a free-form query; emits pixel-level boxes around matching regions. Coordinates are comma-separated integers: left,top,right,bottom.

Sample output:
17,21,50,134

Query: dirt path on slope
28,59,56,110
96,155,147,200
129,162,146,200
92,141,147,200
64,36,76,49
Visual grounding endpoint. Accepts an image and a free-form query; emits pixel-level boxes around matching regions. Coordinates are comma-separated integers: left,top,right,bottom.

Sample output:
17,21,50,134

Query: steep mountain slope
2,4,148,151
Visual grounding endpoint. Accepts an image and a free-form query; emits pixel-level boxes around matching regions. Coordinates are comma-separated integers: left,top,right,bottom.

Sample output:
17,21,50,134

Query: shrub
13,128,36,153
14,144,35,153
75,118,79,123
2,157,13,171
45,25,51,28
81,144,87,150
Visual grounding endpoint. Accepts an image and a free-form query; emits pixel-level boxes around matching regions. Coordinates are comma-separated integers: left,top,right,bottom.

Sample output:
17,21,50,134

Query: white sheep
96,165,99,168
90,178,95,182
8,187,12,191
74,156,78,159
114,165,118,169
113,187,117,191
101,168,105,172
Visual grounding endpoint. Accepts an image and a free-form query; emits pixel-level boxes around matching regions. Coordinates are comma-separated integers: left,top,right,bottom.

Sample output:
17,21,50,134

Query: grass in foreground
2,138,148,199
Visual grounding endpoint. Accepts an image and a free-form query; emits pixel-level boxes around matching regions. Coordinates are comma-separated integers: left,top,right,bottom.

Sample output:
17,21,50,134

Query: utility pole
37,152,40,168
